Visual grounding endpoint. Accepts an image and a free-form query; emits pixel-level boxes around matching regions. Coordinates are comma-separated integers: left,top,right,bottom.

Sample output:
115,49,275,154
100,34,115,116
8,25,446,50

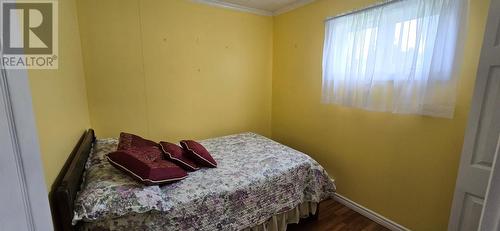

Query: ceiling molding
191,0,315,16
273,0,316,15
191,0,273,16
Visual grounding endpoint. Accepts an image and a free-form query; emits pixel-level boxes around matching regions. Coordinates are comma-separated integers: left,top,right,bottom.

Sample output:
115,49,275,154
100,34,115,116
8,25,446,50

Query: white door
0,71,54,231
448,0,500,230
0,76,34,230
0,6,53,229
0,73,54,231
479,137,500,231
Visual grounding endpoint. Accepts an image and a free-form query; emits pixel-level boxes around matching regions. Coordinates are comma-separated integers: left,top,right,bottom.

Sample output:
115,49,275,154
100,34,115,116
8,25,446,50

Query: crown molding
191,0,316,16
273,0,316,15
191,0,273,16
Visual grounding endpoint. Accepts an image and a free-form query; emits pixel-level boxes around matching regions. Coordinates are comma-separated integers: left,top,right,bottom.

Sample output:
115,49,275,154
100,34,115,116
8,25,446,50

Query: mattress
73,132,336,230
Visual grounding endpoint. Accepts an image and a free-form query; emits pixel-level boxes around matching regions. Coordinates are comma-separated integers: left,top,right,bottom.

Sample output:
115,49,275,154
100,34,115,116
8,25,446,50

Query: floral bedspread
73,132,336,231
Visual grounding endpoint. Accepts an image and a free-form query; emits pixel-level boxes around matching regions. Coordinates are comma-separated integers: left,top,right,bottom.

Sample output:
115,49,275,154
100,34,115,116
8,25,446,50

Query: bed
51,129,336,231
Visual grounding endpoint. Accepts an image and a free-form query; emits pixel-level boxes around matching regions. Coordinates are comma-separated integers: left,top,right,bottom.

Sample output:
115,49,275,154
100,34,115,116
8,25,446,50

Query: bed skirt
80,201,319,231
243,202,318,231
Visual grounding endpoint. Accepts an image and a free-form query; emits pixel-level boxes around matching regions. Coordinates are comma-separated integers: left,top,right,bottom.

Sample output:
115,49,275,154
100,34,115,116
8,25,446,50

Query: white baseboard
334,193,411,231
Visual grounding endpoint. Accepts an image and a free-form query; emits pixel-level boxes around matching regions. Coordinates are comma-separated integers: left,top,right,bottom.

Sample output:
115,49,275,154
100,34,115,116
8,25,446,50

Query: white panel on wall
459,194,484,231
471,67,500,168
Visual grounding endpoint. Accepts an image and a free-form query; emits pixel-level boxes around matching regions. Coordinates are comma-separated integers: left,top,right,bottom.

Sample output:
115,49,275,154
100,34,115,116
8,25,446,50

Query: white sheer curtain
322,0,468,118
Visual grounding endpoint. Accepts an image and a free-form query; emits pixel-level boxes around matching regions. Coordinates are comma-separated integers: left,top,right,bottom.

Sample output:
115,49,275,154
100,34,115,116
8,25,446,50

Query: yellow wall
76,0,273,141
28,0,490,228
29,0,91,189
272,0,490,230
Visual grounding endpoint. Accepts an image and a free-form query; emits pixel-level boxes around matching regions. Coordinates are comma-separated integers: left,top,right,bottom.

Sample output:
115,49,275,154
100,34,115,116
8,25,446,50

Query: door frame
0,67,53,230
0,0,53,228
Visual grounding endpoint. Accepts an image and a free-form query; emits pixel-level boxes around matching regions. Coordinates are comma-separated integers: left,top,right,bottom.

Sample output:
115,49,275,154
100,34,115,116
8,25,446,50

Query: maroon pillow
116,132,163,165
160,141,199,171
107,151,187,185
117,132,159,152
180,140,217,168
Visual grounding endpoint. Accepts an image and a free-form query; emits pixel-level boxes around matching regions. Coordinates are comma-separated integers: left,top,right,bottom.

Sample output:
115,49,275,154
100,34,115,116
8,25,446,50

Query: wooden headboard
49,129,95,231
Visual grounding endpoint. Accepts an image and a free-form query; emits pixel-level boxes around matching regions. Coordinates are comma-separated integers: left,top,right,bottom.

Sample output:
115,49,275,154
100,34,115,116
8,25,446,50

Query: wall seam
74,0,94,134
136,0,151,137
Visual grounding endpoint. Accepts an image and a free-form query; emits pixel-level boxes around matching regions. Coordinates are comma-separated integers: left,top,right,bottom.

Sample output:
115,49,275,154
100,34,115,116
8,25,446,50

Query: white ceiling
194,0,315,16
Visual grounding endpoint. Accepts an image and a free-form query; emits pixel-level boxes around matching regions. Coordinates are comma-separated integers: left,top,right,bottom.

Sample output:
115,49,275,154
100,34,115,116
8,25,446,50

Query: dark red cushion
160,141,199,171
180,140,217,168
117,132,159,153
107,151,187,185
116,132,164,166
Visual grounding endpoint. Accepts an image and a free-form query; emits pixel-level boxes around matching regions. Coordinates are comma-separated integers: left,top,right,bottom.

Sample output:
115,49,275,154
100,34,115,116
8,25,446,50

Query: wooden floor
287,199,390,231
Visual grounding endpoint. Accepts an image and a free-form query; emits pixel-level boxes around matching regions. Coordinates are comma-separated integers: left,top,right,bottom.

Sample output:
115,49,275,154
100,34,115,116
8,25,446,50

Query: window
322,0,467,118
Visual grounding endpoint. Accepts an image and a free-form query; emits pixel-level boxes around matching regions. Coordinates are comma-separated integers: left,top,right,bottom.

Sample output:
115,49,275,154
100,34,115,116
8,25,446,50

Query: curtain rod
324,0,403,22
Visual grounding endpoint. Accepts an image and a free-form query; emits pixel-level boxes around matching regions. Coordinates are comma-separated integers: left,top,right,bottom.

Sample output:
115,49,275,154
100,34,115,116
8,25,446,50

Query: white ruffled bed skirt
243,202,318,231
